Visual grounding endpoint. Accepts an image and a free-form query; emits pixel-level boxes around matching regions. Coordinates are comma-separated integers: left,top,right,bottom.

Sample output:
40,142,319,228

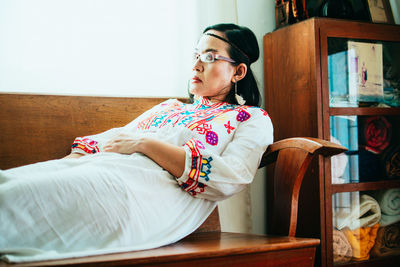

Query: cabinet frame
264,17,400,267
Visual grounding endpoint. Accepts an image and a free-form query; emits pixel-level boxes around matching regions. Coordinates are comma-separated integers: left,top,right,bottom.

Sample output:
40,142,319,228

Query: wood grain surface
0,94,171,169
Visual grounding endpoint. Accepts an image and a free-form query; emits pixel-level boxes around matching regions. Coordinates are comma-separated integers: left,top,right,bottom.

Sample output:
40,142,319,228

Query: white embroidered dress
0,97,273,263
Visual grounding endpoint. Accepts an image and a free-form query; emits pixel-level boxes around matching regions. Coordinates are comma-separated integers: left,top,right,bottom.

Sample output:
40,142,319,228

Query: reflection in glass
328,38,400,107
330,116,359,183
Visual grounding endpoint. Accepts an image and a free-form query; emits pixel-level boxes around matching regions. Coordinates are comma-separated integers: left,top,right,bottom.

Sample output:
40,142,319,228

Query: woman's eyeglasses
193,52,235,64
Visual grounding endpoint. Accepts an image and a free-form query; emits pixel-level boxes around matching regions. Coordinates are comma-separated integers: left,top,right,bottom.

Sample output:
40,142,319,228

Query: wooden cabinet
263,18,400,267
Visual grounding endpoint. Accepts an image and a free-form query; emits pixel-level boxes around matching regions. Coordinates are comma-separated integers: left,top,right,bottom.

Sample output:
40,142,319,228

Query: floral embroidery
71,137,100,154
138,98,236,134
151,114,167,127
237,110,251,122
177,116,193,126
188,155,212,182
182,110,195,115
180,138,213,196
185,109,230,131
137,98,254,151
185,139,204,156
205,131,218,146
224,121,235,134
179,180,205,196
138,113,158,129
195,123,212,135
194,139,205,150
199,157,213,181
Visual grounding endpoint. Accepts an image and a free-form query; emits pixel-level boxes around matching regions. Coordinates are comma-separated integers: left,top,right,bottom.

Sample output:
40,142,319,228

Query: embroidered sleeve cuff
176,138,212,197
71,137,100,154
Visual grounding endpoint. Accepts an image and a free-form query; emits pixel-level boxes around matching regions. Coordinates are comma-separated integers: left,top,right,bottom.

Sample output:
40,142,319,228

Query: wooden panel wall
0,94,171,170
263,18,320,140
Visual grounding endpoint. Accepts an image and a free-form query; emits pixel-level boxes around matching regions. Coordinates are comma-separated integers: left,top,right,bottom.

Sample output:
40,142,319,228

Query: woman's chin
189,87,201,96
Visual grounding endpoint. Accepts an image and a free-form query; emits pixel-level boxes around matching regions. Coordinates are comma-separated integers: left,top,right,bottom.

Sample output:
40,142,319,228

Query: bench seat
0,233,319,267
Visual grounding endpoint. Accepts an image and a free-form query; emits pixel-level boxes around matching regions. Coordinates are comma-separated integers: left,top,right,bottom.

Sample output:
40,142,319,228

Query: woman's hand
103,133,145,154
104,133,186,177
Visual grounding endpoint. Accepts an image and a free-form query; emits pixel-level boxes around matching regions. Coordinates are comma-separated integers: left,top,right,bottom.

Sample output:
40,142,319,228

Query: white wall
236,0,275,235
0,0,200,97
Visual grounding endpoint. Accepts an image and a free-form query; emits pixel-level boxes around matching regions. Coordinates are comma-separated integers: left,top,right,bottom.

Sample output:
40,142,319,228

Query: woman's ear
232,63,247,82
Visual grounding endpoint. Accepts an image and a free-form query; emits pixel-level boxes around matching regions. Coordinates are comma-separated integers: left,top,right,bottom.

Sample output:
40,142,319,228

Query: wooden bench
0,94,346,266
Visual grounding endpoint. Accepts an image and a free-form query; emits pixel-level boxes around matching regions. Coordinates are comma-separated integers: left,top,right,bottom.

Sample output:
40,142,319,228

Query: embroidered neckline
193,96,227,108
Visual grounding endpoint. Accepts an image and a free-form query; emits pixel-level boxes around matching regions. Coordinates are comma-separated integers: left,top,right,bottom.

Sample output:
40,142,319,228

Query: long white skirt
0,152,216,263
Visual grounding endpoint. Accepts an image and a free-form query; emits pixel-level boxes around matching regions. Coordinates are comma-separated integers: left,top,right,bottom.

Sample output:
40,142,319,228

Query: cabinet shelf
329,107,400,116
332,180,400,194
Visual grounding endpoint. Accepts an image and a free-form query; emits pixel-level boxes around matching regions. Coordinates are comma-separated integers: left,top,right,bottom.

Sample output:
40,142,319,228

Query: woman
0,24,273,262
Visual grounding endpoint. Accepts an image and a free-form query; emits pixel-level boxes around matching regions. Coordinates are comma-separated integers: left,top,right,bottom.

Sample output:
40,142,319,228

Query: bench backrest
0,94,169,169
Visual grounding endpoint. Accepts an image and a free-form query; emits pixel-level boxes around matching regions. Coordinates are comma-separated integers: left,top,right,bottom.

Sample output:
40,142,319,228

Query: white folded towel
334,194,381,230
330,136,348,184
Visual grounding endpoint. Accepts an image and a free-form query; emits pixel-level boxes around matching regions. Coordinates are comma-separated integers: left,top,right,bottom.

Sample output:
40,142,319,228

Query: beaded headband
204,32,250,63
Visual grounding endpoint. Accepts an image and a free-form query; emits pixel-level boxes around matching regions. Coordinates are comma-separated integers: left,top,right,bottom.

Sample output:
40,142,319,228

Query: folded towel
343,223,380,261
382,146,400,179
363,116,391,154
371,223,400,257
380,214,400,227
374,188,400,227
330,136,348,184
334,194,381,230
375,188,400,215
333,229,352,264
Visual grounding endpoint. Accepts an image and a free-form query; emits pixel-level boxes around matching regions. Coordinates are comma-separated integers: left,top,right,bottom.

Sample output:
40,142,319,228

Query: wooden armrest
259,137,347,168
260,137,347,237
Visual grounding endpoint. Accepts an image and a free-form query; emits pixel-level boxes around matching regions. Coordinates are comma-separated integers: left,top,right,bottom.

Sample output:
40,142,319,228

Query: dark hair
191,23,261,107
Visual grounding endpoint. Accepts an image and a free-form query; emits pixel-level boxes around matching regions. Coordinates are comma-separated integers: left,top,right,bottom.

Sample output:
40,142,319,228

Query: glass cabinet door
327,35,400,265
330,113,400,264
327,37,400,108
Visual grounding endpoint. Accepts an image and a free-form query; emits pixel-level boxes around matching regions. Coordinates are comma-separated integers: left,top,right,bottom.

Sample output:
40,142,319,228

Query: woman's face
189,30,236,102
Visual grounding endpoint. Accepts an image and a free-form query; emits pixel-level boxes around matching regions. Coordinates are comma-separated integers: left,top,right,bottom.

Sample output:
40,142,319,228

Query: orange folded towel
343,223,379,261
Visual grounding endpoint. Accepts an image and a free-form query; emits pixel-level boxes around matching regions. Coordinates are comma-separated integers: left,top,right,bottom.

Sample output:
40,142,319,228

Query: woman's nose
192,59,203,72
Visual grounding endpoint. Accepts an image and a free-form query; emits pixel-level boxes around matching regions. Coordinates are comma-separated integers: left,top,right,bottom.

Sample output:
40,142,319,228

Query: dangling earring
234,79,246,105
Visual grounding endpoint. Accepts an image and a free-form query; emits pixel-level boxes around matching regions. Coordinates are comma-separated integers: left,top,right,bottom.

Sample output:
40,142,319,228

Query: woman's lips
192,76,202,83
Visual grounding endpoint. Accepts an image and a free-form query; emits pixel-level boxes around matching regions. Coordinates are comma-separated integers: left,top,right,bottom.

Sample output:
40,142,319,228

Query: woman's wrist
137,137,153,155
135,137,186,177
64,152,85,159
